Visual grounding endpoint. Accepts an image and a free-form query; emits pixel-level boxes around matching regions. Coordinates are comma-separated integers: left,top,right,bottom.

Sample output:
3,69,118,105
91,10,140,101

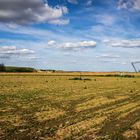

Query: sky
0,0,140,71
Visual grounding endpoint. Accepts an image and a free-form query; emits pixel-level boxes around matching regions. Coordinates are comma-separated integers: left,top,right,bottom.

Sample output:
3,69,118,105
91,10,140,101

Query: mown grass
0,74,140,140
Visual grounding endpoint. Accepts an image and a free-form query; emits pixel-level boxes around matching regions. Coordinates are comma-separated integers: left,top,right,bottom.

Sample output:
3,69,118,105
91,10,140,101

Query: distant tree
0,63,6,72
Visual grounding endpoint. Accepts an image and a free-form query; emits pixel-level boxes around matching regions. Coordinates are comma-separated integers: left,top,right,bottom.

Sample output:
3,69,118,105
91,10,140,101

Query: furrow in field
55,116,106,139
35,106,65,122
46,96,140,139
76,95,129,112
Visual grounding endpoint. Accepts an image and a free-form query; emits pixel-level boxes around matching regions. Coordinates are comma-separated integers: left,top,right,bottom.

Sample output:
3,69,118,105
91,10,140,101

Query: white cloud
96,54,120,58
5,23,18,29
48,40,56,46
0,0,69,25
118,0,140,11
122,62,127,65
0,46,37,63
67,0,78,4
59,41,96,50
86,0,92,6
133,0,140,10
118,0,130,10
96,14,116,26
99,59,118,63
47,40,97,50
48,19,69,25
103,39,140,48
0,46,35,56
0,23,73,45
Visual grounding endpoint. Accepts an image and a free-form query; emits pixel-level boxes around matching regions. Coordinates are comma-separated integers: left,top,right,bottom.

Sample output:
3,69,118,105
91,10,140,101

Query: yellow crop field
0,73,140,139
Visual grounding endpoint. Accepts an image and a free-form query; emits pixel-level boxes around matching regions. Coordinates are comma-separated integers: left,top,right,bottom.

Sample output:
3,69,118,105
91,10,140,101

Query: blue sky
0,0,140,71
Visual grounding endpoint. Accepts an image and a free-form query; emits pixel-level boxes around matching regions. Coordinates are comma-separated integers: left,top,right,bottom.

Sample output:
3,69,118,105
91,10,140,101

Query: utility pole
131,62,137,73
131,61,140,73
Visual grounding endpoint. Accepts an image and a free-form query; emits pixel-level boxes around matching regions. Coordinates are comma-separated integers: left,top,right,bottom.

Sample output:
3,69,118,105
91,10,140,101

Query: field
0,73,140,140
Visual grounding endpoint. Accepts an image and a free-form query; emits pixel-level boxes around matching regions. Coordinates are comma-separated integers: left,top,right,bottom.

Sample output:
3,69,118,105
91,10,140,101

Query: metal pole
131,62,137,73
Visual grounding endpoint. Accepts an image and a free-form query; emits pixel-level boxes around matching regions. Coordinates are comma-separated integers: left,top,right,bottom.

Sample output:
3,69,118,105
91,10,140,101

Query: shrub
69,77,91,81
69,77,82,80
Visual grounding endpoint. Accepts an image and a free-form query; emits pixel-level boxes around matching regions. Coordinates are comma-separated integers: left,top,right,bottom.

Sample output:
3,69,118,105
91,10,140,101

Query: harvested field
0,73,140,139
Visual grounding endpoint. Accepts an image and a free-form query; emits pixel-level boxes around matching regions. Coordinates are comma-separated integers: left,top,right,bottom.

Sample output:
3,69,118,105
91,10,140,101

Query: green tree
0,63,6,72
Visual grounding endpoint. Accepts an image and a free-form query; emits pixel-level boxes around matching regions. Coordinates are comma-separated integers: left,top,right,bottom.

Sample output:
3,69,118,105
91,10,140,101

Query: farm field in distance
0,73,140,140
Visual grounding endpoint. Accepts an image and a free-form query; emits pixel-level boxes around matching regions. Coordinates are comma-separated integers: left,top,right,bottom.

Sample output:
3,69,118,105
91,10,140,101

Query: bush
69,77,91,81
69,77,82,80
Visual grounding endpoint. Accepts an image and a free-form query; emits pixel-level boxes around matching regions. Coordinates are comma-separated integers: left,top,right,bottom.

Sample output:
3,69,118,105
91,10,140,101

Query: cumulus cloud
103,39,140,48
0,46,35,59
0,0,69,25
118,0,140,11
59,41,96,50
47,40,96,50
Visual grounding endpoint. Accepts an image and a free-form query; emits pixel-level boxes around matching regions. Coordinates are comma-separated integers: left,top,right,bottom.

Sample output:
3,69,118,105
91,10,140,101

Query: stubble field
0,73,140,140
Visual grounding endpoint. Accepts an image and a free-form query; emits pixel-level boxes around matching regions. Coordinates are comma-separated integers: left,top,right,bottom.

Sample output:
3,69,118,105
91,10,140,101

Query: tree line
0,63,36,72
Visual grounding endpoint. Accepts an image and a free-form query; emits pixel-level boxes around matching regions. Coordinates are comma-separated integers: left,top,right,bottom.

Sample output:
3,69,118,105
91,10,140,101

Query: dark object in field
84,78,91,81
69,77,91,81
84,86,87,89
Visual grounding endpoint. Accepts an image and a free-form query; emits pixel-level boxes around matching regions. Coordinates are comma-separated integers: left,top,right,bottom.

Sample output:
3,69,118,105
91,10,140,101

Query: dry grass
0,73,140,139
35,106,65,122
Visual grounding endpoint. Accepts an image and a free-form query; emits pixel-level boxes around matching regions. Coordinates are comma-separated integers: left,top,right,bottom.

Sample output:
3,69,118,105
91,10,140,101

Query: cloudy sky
0,0,140,71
